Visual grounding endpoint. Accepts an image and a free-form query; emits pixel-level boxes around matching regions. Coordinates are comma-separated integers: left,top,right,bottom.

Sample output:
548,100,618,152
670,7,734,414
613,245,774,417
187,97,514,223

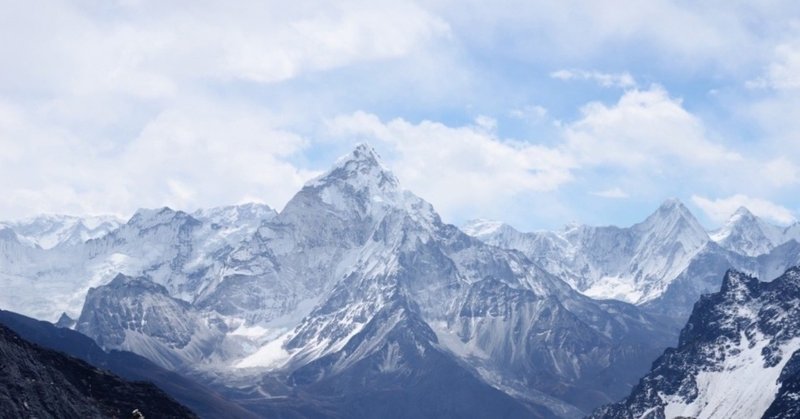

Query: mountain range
463,201,800,326
2,144,800,418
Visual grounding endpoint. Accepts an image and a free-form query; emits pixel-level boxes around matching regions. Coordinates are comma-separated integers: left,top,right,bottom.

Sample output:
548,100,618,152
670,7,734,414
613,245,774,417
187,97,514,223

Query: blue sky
1,0,800,231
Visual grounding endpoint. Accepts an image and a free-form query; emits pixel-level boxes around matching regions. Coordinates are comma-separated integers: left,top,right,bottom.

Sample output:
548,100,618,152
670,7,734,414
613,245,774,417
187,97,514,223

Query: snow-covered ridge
0,201,278,322
1,213,123,249
461,219,506,237
463,199,800,309
464,199,711,305
591,267,800,419
306,143,399,191
710,206,799,257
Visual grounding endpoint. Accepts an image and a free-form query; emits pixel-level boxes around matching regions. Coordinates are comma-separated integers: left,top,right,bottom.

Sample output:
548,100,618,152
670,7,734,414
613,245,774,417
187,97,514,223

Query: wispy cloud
550,69,636,88
591,188,629,199
509,105,549,122
747,41,800,90
564,86,741,168
0,97,317,218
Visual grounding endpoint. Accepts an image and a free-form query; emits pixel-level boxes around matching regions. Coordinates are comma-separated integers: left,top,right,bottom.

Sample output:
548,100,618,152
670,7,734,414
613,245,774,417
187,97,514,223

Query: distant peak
658,198,687,211
128,207,198,229
108,273,135,286
351,143,381,161
332,143,387,171
646,198,695,222
305,143,399,191
131,206,174,218
731,206,755,220
637,198,708,242
461,219,508,237
106,274,168,294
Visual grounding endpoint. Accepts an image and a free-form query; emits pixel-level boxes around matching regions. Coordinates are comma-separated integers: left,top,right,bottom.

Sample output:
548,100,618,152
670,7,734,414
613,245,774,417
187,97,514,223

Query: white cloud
509,105,549,122
474,115,498,132
763,157,800,188
0,1,450,91
326,111,574,217
564,85,742,170
0,0,451,219
550,69,636,88
2,0,800,231
691,194,796,225
747,41,800,90
591,187,629,199
117,100,318,210
324,83,798,223
437,0,796,74
0,98,317,219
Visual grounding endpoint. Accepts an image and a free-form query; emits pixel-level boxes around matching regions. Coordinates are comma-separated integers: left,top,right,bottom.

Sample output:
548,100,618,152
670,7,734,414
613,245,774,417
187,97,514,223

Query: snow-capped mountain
218,144,671,416
0,144,677,417
464,199,711,305
0,202,277,323
464,201,800,328
76,274,229,371
591,267,800,419
0,214,122,249
710,206,788,257
13,144,800,417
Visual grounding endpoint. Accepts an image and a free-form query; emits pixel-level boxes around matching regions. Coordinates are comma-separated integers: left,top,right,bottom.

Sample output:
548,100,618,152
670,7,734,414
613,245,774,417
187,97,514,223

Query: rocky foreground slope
0,322,195,418
591,267,800,419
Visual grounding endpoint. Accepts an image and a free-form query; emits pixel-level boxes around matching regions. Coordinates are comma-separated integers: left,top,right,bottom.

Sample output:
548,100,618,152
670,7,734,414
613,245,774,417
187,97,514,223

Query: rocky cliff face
0,309,257,419
591,267,800,419
0,322,196,418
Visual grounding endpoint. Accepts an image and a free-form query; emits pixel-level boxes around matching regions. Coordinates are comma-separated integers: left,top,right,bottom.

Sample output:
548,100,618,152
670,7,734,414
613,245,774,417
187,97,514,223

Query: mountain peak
642,198,698,225
350,142,382,163
329,143,386,174
656,197,689,213
461,219,508,238
710,206,785,256
639,198,704,234
719,269,760,296
305,143,400,194
732,206,755,219
128,207,198,229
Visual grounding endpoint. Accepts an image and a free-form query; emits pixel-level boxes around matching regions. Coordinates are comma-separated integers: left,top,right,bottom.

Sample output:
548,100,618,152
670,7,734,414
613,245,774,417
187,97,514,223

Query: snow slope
591,268,800,419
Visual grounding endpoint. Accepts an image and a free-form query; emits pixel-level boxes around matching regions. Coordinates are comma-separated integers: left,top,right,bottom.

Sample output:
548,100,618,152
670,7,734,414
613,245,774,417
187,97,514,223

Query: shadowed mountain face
0,309,258,419
591,267,800,419
0,322,196,419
